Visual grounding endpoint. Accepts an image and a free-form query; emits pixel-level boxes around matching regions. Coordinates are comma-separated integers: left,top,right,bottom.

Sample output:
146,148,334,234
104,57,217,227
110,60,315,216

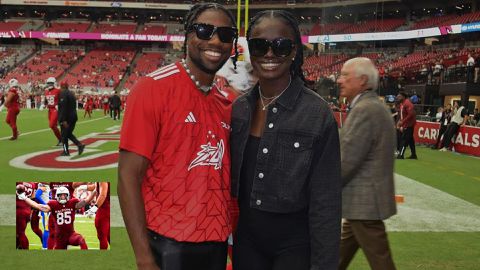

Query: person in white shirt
439,102,469,151
467,54,475,82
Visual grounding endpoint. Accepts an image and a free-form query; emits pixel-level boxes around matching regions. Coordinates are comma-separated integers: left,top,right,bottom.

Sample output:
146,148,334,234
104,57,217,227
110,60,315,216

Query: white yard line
2,174,480,232
0,116,108,141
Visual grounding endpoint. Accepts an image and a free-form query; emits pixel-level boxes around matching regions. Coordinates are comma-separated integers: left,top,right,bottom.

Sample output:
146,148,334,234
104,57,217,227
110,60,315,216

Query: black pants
109,106,114,118
442,123,460,148
434,124,448,148
147,230,227,270
113,106,121,120
398,127,416,157
233,230,310,270
61,120,81,154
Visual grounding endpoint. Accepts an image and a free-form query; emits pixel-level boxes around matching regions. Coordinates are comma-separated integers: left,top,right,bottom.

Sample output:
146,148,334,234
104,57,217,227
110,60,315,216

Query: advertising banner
415,121,480,157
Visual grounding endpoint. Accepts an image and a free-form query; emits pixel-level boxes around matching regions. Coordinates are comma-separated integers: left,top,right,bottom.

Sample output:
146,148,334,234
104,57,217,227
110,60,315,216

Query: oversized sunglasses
188,23,238,43
248,38,295,57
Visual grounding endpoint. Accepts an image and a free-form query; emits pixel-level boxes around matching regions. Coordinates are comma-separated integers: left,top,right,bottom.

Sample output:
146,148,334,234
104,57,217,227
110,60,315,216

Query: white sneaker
439,147,448,152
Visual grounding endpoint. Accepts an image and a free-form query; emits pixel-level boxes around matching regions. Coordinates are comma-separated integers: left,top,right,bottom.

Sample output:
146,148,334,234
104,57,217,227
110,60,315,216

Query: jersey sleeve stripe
151,69,180,80
147,63,177,77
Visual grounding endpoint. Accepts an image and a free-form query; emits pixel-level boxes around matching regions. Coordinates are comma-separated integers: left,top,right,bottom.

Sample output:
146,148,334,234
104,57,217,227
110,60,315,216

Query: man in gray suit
337,57,397,270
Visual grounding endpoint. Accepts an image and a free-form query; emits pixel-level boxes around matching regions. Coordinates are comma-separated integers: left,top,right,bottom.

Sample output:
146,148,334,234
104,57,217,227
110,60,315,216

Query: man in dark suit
111,91,122,120
337,57,397,270
58,82,85,156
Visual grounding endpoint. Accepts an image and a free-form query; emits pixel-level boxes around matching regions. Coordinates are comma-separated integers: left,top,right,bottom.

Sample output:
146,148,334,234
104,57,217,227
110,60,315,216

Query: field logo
10,127,120,171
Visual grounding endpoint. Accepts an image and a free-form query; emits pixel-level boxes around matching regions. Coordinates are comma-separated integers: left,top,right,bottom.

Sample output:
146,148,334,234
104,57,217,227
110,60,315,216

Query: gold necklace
258,76,292,111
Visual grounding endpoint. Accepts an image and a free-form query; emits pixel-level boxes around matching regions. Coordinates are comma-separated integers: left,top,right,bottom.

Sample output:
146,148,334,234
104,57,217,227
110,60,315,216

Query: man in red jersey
5,78,21,140
84,94,93,118
102,92,110,116
86,182,110,249
44,77,62,145
46,182,85,249
396,91,417,159
118,3,238,270
16,182,36,249
18,186,96,250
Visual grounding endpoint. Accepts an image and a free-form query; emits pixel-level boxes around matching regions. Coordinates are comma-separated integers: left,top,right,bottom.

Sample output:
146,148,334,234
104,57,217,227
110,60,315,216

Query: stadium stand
123,52,164,90
90,22,137,34
62,49,135,90
4,49,81,85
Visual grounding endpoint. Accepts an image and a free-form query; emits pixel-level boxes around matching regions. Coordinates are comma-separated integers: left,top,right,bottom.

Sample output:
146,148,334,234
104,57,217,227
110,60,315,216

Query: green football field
1,109,480,269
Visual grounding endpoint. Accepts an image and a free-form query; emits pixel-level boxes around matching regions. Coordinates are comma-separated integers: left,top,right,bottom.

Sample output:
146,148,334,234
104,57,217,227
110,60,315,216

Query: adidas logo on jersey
185,112,197,123
147,63,180,80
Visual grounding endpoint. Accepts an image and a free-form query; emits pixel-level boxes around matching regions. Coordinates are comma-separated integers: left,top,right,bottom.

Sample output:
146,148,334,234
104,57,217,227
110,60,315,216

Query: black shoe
431,146,438,149
396,155,404,159
78,144,85,155
60,152,70,156
407,155,418,159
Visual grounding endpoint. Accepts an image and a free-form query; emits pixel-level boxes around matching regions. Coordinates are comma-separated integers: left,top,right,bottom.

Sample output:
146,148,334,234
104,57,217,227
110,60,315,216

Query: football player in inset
18,186,97,250
16,182,36,249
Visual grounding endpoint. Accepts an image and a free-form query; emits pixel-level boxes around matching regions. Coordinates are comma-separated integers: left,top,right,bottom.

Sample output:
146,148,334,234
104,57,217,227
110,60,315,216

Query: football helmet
46,77,56,89
56,186,70,204
8,78,18,88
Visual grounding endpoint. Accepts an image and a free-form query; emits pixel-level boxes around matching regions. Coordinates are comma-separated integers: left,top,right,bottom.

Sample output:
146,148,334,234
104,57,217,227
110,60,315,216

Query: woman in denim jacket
231,10,342,270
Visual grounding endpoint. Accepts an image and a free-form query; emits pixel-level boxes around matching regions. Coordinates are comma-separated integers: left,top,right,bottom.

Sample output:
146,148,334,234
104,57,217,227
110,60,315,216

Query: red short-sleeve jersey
48,198,80,238
50,182,75,199
45,88,60,109
120,62,232,243
7,87,20,110
16,182,36,212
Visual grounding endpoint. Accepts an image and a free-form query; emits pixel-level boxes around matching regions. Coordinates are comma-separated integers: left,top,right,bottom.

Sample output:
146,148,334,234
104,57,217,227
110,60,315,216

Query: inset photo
16,181,110,250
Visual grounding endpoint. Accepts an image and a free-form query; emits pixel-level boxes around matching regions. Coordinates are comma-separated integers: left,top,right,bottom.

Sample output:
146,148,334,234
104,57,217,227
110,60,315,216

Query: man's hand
62,121,69,129
17,192,27,201
85,205,98,217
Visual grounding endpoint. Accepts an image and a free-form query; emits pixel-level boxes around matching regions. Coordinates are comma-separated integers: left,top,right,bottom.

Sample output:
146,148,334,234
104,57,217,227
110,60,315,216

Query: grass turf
0,109,119,194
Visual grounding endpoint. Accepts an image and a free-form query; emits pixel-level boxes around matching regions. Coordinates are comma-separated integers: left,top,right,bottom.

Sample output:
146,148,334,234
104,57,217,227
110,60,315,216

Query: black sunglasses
248,38,295,57
189,23,238,43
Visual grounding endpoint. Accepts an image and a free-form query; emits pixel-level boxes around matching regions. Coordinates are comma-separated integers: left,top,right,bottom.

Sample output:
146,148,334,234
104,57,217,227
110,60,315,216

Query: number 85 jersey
48,198,79,237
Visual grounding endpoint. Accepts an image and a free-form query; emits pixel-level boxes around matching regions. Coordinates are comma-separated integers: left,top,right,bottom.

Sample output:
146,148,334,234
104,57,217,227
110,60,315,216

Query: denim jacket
230,77,342,270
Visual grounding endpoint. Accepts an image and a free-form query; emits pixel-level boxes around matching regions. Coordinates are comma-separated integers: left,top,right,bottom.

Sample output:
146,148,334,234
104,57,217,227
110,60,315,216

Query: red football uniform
6,87,20,139
16,182,36,249
45,87,61,141
47,182,75,249
48,198,87,249
120,62,232,242
95,182,110,249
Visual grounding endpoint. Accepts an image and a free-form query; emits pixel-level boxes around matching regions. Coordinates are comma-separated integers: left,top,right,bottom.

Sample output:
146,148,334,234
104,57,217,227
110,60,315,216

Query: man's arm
340,106,375,186
4,92,13,107
96,182,109,208
118,150,160,270
75,190,97,209
20,196,51,212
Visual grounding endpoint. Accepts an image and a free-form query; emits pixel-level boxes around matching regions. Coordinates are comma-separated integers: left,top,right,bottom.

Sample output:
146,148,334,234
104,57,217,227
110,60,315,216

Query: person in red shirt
102,93,110,116
85,182,110,249
44,77,62,145
5,78,21,140
396,91,417,159
84,94,93,118
18,186,96,250
118,3,238,270
46,182,84,249
16,182,36,249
